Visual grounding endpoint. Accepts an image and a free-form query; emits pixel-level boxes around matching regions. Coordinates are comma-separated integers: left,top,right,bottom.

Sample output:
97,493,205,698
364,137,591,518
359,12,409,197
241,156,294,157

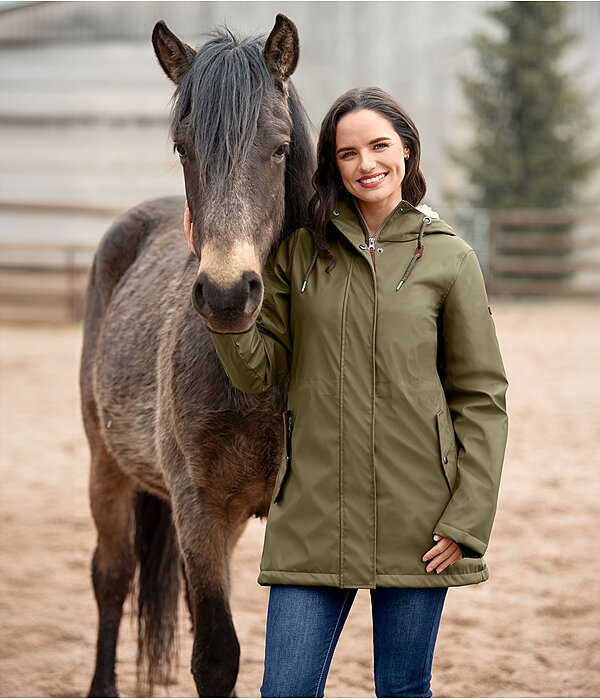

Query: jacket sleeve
206,232,296,394
433,249,509,558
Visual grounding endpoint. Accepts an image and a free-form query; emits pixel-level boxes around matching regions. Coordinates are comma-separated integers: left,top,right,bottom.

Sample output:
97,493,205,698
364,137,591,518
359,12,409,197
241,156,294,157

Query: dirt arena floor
1,299,599,698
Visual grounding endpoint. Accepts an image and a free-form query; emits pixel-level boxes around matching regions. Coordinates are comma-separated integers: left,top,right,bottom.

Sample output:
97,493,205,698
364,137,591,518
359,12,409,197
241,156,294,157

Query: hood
300,197,456,293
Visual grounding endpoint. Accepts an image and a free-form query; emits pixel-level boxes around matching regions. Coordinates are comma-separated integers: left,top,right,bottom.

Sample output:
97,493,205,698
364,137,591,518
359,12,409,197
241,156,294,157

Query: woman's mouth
357,172,388,188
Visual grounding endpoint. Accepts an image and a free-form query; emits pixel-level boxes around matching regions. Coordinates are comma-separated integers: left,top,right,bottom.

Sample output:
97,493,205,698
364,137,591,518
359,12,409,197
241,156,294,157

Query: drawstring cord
395,216,431,291
300,246,318,293
300,215,432,293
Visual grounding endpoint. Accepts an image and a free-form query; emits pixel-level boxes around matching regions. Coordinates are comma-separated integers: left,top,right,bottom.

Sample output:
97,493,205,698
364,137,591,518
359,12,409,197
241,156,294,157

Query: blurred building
0,1,598,315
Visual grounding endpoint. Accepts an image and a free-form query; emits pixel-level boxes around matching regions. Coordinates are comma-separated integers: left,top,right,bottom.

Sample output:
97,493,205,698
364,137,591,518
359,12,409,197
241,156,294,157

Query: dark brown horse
80,15,315,697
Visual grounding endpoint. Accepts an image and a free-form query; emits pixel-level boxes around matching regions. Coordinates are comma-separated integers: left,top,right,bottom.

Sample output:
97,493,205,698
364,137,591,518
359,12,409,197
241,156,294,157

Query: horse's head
153,15,313,334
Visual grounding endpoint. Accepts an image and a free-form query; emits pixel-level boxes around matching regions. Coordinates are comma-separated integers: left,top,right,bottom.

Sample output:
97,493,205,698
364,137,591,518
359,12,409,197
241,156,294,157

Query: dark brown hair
308,87,427,271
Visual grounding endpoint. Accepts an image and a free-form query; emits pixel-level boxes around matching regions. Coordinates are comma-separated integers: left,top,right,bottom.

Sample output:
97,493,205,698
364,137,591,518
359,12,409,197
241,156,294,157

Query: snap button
359,243,367,250
332,209,339,216
377,247,383,253
443,456,448,464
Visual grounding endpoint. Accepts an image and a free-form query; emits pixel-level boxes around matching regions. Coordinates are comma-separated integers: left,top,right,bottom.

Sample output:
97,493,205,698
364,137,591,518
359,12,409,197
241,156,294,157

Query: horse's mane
281,80,315,245
170,27,315,249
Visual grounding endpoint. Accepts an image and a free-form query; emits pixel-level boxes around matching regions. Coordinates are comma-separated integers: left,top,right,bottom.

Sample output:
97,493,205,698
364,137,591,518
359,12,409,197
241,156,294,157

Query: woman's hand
422,534,463,573
184,200,196,256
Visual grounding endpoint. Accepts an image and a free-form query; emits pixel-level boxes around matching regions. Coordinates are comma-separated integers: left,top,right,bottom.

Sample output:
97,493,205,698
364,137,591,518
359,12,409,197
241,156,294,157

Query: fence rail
488,209,600,297
1,204,599,323
0,240,96,323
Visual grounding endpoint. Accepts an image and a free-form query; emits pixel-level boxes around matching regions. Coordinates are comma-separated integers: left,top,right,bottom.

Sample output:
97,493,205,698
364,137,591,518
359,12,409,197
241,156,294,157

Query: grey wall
1,1,598,248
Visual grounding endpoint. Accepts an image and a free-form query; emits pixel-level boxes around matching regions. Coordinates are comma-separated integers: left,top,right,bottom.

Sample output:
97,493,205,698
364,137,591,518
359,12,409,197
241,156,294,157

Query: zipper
354,200,403,270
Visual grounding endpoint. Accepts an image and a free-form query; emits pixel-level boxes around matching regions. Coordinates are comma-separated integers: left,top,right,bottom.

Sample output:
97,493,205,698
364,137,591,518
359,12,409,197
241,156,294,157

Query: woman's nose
358,152,376,172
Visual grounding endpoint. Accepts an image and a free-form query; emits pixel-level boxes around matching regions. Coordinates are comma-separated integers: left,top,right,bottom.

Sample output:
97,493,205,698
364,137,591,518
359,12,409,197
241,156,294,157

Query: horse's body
80,17,314,697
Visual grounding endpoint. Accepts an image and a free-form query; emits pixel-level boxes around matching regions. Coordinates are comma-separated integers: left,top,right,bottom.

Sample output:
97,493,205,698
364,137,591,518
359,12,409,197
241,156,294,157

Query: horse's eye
272,143,289,160
175,144,187,159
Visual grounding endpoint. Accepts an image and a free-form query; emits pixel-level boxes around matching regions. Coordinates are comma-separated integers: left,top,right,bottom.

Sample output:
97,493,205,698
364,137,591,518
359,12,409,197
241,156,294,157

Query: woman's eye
273,143,290,160
341,151,356,159
373,143,388,150
175,144,186,158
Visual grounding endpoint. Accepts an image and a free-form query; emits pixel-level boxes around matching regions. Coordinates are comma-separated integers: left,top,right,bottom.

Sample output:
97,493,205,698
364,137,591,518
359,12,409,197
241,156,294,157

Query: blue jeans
260,585,448,698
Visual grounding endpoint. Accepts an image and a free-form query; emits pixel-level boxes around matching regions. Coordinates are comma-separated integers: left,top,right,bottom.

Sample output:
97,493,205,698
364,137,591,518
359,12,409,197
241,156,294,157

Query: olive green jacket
209,198,508,588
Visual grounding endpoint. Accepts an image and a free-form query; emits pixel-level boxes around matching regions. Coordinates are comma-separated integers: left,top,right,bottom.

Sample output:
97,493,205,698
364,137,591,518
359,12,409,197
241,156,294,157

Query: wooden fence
0,201,122,323
0,240,96,323
1,206,599,324
488,209,600,297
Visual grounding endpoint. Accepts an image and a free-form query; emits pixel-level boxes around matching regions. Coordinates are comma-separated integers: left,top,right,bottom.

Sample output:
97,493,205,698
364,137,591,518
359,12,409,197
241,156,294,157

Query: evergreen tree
457,1,597,208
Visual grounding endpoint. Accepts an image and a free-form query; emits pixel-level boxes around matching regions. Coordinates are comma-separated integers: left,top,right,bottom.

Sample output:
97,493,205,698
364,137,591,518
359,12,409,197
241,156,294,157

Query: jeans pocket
273,409,293,503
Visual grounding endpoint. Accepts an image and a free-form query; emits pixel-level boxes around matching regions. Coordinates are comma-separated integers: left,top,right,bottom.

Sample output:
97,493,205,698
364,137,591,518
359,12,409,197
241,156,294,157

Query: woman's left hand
422,535,463,573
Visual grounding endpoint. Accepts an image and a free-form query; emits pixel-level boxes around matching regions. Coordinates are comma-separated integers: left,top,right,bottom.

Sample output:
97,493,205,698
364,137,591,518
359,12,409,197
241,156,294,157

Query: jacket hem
258,570,340,587
257,566,489,588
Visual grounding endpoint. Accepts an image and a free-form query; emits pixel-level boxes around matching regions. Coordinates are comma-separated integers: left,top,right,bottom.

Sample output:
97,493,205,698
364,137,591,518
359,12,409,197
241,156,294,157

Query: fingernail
433,535,440,541
426,567,432,572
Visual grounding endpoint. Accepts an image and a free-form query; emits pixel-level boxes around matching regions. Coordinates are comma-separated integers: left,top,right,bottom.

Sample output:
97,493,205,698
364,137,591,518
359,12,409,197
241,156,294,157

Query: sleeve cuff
458,543,481,559
434,522,487,558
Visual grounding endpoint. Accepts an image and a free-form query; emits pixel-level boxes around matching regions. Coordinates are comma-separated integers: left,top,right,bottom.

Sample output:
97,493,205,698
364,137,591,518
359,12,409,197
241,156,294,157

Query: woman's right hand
184,200,196,256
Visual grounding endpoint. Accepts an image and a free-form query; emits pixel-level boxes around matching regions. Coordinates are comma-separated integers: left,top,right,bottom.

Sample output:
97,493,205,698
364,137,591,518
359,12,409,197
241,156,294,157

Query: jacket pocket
435,409,457,495
273,409,293,503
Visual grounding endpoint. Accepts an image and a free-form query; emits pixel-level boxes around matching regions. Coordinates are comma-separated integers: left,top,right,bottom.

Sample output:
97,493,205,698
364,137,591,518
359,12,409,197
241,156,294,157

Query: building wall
1,1,598,248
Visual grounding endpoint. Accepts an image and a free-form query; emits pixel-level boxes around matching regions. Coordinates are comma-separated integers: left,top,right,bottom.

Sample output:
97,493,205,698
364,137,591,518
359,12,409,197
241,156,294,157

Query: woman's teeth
359,173,387,184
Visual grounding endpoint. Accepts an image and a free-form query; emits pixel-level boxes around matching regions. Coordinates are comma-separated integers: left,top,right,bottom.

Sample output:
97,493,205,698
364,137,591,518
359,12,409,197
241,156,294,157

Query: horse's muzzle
192,270,263,333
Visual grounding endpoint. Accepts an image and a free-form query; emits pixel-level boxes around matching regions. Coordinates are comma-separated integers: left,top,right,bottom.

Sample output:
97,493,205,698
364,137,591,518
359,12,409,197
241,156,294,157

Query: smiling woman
335,110,411,226
205,86,509,698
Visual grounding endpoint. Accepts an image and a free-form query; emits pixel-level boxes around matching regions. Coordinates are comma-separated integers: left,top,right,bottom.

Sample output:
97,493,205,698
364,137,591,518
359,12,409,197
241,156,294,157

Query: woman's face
334,109,409,212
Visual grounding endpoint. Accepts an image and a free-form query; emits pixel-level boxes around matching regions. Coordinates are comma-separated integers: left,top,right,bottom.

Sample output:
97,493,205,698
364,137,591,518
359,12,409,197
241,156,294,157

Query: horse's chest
191,409,283,519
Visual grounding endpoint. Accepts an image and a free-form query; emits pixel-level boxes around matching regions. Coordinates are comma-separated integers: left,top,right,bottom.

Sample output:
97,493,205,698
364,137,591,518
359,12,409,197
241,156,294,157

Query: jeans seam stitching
315,589,351,697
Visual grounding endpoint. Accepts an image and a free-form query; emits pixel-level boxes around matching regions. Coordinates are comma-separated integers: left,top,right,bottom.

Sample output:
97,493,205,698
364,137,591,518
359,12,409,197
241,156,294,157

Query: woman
185,87,508,698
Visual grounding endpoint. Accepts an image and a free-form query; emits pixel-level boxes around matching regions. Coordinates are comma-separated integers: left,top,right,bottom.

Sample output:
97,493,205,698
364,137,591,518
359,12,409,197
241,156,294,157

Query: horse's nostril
248,275,261,294
192,269,263,328
191,276,209,316
244,272,263,315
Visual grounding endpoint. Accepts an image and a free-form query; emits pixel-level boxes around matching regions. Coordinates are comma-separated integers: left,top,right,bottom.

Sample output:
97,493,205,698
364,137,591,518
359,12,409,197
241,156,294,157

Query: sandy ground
1,299,599,698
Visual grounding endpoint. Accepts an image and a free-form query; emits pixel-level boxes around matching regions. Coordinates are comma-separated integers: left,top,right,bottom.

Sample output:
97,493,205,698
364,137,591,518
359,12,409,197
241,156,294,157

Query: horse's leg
88,443,136,698
170,479,244,698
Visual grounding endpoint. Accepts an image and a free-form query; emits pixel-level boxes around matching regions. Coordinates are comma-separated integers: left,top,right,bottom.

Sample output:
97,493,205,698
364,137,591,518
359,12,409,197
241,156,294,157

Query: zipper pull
287,413,293,440
368,237,376,250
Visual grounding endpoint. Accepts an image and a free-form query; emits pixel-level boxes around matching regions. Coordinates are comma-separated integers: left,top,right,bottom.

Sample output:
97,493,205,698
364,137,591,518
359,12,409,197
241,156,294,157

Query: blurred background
1,2,599,698
0,0,598,320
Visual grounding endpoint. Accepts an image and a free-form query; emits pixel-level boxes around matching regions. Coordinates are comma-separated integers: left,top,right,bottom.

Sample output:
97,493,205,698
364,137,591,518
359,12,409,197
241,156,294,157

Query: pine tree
457,1,597,208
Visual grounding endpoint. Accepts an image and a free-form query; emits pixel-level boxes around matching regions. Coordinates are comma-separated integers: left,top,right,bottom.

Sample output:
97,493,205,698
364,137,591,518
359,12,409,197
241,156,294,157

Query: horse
79,15,315,697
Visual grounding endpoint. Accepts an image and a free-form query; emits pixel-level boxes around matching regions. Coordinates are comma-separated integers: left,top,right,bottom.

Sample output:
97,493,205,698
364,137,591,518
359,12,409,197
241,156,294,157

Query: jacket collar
299,197,456,294
329,197,455,246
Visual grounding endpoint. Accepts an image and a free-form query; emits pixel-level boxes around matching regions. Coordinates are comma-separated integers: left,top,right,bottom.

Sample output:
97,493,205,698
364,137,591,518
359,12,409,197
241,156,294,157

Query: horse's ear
263,14,299,89
152,20,196,85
